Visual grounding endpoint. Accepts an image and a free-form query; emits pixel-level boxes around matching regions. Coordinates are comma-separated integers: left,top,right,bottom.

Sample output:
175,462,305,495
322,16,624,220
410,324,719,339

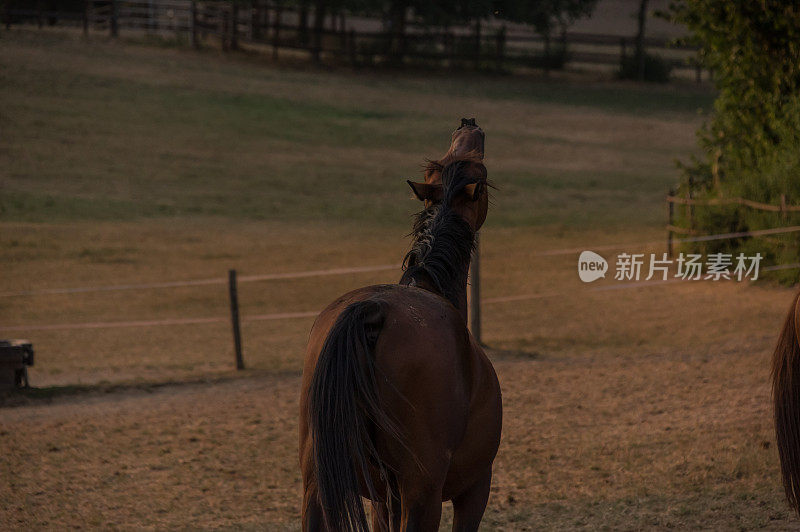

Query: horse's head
407,118,489,232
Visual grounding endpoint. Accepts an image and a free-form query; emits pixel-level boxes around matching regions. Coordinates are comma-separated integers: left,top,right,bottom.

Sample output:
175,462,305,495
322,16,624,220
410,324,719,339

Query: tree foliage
494,0,596,37
667,1,800,282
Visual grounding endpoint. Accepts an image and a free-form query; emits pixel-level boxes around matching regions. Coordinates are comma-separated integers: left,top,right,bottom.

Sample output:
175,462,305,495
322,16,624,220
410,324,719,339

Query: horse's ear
408,180,443,202
463,183,483,201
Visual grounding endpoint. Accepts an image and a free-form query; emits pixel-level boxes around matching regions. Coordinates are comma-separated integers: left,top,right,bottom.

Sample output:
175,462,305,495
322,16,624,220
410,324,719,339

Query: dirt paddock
1,295,794,530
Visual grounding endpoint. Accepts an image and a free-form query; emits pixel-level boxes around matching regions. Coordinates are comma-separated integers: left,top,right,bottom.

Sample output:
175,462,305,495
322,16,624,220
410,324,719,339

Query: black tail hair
308,299,402,531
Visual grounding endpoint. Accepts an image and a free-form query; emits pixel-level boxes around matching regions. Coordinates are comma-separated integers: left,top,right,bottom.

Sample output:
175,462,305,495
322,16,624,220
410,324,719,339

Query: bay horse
299,119,502,531
773,290,800,515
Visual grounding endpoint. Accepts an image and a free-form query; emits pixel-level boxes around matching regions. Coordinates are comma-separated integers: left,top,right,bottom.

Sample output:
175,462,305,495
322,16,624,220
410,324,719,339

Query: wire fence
4,226,799,335
1,222,798,391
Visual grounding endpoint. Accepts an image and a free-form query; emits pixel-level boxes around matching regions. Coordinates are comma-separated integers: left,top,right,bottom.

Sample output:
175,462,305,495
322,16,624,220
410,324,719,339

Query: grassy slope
1,29,711,228
2,28,797,531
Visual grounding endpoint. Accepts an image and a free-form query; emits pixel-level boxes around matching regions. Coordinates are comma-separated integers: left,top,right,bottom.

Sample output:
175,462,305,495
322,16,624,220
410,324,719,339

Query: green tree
495,0,597,68
667,1,800,281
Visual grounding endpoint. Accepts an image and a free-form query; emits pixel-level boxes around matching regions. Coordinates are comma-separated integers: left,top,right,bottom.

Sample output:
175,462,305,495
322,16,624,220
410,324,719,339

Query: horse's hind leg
399,489,443,532
451,468,492,532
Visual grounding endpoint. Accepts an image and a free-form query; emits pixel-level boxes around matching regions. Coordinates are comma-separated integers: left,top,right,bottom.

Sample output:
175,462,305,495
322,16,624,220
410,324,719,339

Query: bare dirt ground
1,310,793,530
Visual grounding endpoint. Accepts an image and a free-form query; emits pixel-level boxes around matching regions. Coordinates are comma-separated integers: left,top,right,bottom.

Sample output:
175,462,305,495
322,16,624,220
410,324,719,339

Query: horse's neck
400,263,471,325
400,206,475,325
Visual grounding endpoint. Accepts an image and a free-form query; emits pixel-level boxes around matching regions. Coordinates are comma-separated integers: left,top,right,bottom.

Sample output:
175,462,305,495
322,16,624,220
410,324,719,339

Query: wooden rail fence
666,193,800,256
3,0,703,78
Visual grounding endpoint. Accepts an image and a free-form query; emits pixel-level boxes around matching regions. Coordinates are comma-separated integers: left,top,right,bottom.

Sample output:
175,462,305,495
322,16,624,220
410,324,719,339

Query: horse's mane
400,157,482,305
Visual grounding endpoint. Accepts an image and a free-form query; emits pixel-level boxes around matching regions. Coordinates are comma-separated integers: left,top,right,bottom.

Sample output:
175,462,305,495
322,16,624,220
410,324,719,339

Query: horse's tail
773,290,800,514
308,299,401,532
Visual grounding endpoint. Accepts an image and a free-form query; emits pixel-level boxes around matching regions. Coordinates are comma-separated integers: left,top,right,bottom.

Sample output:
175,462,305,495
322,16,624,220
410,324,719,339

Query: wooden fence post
298,3,308,47
495,26,505,72
782,193,788,222
619,37,627,70
348,29,356,66
338,14,347,56
272,4,281,60
687,176,695,230
470,233,481,345
251,1,258,41
83,0,89,36
222,8,229,51
230,1,238,50
190,0,198,48
473,18,481,70
448,32,455,67
229,269,245,370
667,191,674,258
110,0,118,37
261,0,269,40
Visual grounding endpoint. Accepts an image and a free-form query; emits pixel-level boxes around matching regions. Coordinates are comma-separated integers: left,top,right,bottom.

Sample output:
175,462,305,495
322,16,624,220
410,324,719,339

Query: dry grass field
1,27,798,530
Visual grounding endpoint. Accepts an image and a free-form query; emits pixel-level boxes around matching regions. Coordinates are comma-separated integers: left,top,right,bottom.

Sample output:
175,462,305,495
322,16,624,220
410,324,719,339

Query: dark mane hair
399,159,480,305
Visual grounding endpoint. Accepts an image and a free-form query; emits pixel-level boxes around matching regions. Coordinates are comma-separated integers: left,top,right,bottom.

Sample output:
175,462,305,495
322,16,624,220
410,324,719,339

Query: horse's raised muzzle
450,117,485,159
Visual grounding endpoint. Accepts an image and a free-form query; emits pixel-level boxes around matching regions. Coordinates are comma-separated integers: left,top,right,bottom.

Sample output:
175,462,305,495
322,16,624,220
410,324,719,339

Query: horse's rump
302,284,473,529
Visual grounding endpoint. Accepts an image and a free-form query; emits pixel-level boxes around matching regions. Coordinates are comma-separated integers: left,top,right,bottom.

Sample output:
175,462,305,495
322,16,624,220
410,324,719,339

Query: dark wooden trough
0,340,34,390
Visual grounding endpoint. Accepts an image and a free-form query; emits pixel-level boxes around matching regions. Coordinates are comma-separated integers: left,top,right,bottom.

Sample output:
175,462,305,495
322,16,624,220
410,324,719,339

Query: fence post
83,0,89,36
782,193,788,222
261,0,268,39
495,26,505,72
110,0,118,37
221,8,229,51
473,18,481,70
2,0,10,30
348,29,356,67
190,0,198,48
199,2,206,40
338,14,347,56
230,1,239,50
298,3,308,47
449,32,456,67
688,176,695,230
228,269,245,370
469,233,481,345
667,191,674,258
251,1,258,41
272,4,281,60
619,37,626,71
